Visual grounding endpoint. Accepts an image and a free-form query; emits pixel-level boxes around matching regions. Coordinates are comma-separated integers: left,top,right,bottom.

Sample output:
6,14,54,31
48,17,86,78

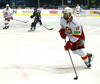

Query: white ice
0,16,100,84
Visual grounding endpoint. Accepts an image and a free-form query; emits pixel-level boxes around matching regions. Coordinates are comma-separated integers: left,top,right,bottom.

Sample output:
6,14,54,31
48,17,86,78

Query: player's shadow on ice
32,65,89,74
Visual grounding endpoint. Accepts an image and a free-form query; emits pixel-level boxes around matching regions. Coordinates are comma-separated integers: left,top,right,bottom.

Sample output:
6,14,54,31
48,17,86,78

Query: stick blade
74,76,78,80
25,20,29,23
48,28,53,30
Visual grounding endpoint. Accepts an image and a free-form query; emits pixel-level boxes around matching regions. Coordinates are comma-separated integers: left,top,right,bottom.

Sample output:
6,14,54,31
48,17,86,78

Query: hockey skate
84,62,91,68
28,27,36,32
3,26,9,29
87,53,94,64
85,53,94,68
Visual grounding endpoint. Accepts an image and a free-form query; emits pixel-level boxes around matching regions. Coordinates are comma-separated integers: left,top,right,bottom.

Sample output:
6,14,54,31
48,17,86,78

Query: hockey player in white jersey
59,7,94,68
3,4,13,29
76,4,81,17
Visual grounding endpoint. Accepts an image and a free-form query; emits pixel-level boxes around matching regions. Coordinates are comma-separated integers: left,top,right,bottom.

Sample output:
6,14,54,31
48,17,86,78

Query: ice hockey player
76,4,81,17
28,8,42,32
3,4,13,29
59,7,94,68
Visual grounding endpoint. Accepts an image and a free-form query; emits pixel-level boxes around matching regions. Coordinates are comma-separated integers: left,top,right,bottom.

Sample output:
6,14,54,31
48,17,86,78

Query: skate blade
28,30,35,32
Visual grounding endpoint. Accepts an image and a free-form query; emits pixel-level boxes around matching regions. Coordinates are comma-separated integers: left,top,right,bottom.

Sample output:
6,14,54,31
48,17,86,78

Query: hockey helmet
63,7,72,16
34,7,37,10
6,4,9,7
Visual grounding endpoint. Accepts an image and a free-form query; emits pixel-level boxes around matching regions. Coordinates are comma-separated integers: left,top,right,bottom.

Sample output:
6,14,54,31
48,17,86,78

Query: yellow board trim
0,14,100,17
0,14,63,16
86,15,100,17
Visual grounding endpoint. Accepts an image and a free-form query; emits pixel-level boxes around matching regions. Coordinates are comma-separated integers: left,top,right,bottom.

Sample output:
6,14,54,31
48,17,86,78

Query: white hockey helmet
6,4,9,7
63,7,72,16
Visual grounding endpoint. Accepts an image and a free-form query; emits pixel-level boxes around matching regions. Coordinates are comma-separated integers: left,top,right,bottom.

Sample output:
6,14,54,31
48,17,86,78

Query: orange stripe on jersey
73,34,81,38
81,55,88,60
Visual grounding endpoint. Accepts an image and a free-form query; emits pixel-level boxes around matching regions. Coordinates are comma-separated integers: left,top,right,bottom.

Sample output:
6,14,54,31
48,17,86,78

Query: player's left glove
4,14,6,18
64,41,73,51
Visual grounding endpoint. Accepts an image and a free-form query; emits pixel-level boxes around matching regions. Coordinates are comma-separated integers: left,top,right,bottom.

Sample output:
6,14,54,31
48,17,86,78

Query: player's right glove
59,29,66,39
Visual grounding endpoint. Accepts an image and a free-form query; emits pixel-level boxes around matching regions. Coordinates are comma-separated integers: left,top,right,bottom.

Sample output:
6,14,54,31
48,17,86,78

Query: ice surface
0,16,100,84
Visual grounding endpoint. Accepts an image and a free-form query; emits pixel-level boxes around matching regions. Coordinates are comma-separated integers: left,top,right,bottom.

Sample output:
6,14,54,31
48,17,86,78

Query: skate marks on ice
32,65,86,74
0,58,89,75
5,64,89,74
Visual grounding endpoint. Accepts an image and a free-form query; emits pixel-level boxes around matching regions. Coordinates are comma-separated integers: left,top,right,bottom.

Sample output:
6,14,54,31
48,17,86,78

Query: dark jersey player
28,8,42,32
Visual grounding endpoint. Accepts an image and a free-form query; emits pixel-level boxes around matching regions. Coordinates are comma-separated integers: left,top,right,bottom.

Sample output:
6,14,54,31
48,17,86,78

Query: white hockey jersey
76,6,81,12
60,15,83,43
3,8,13,18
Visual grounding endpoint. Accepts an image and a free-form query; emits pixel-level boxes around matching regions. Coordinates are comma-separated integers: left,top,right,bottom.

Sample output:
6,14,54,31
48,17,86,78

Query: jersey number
76,26,80,30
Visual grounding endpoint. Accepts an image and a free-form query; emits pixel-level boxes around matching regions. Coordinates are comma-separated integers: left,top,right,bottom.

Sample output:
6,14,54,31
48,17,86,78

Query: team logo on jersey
5,12,8,15
65,26,72,34
49,11,58,14
61,25,63,27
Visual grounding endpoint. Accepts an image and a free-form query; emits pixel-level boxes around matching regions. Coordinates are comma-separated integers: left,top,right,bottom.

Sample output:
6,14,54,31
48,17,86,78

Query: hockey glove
30,15,33,18
4,15,6,18
5,18,10,21
11,16,13,20
64,41,73,51
59,29,66,39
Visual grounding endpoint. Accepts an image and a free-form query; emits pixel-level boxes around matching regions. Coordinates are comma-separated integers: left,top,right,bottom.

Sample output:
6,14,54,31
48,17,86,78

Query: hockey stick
32,18,53,30
14,18,29,23
64,39,78,80
42,25,53,30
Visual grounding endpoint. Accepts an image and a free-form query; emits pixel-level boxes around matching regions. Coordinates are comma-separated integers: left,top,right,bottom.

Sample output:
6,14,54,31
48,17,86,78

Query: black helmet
34,7,37,10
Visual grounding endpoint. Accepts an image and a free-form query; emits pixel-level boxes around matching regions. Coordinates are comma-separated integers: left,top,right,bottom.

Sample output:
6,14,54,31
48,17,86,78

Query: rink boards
0,9,100,17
